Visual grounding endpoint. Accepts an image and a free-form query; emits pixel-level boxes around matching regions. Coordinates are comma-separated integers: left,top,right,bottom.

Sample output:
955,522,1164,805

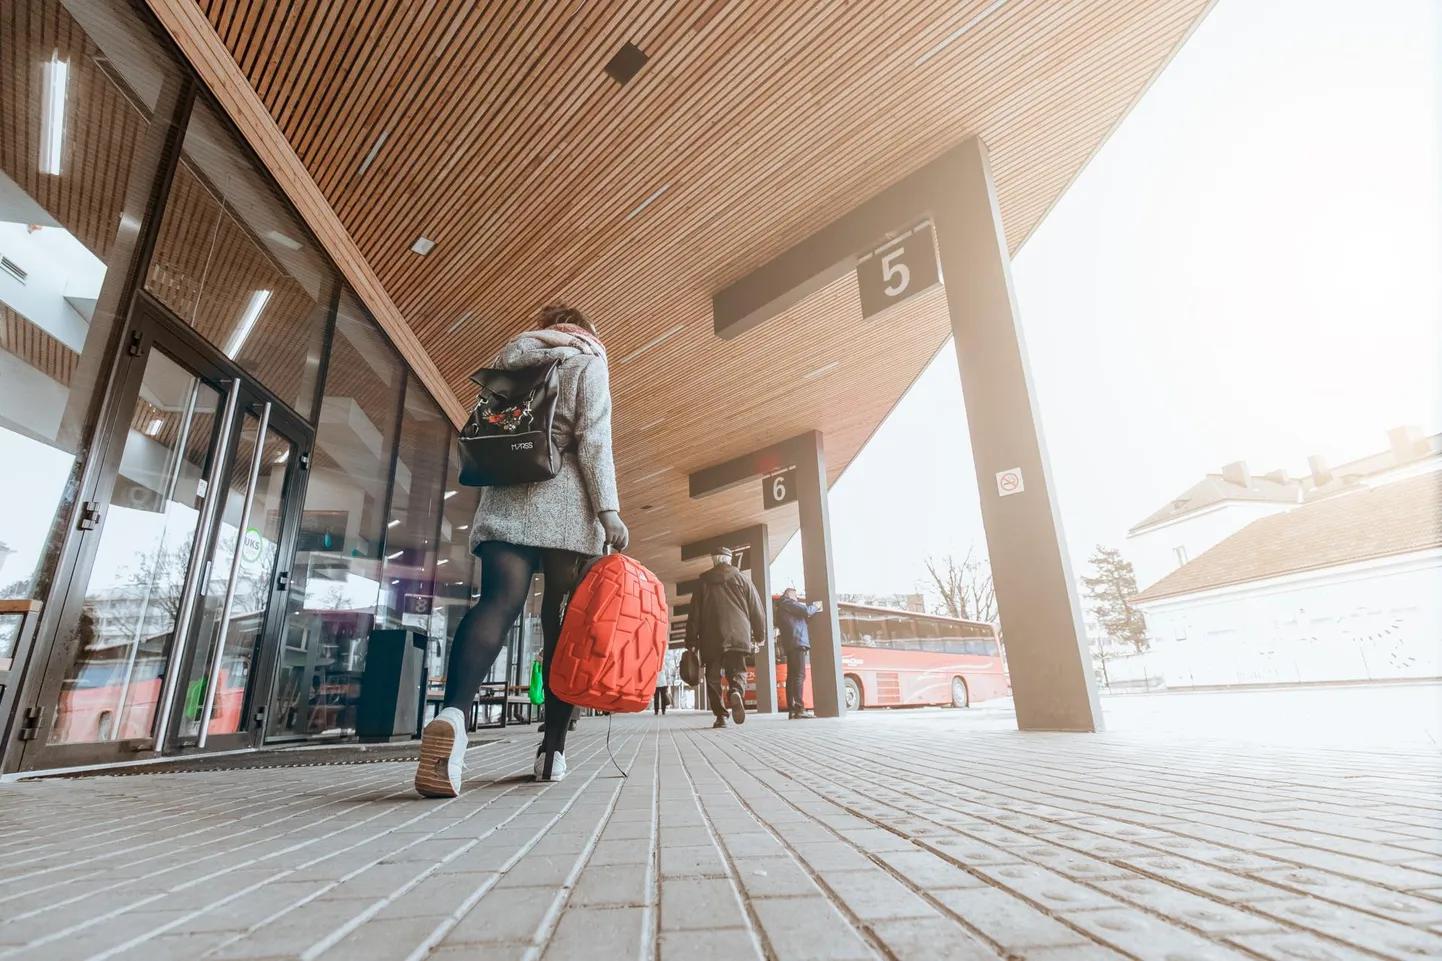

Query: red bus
746,601,1008,712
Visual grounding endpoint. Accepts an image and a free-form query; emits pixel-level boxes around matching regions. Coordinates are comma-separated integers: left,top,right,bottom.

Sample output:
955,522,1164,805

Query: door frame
10,296,313,771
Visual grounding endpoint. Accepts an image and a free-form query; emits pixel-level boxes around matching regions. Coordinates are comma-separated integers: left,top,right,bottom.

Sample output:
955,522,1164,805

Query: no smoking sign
996,468,1024,497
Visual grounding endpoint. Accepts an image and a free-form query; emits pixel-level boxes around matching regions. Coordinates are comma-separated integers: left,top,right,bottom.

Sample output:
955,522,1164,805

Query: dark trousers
653,687,668,714
704,650,748,718
443,542,586,758
785,647,808,714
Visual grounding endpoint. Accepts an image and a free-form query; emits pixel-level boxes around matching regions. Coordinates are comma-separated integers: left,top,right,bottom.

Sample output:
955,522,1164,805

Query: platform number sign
762,468,797,510
856,223,942,321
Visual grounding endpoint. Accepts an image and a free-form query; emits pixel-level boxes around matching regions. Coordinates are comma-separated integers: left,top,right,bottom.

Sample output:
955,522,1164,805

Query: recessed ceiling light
604,42,649,86
224,289,272,358
636,468,669,483
626,184,669,221
265,229,302,251
446,311,473,334
39,57,68,176
411,237,436,255
915,0,1007,67
619,324,684,364
444,490,457,500
803,361,841,380
387,550,403,560
358,129,390,175
143,417,164,437
388,518,401,528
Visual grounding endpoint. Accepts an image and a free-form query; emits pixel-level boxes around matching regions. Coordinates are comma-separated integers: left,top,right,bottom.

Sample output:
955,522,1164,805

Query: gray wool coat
468,335,620,556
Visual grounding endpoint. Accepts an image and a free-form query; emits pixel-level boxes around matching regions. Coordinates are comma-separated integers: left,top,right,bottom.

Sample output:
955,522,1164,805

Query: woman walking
415,305,627,798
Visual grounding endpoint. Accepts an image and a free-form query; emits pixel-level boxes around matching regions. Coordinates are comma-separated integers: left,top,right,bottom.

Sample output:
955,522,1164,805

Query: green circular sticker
241,526,264,564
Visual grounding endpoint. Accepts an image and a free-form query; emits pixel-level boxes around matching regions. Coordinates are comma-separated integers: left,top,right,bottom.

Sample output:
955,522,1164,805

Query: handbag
679,648,701,687
457,360,564,487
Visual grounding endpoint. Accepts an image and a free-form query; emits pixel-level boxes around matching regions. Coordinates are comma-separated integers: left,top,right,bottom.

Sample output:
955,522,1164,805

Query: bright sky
772,0,1441,597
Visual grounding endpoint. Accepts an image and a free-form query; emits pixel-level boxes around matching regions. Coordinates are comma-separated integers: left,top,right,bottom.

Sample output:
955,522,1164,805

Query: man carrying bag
684,548,765,728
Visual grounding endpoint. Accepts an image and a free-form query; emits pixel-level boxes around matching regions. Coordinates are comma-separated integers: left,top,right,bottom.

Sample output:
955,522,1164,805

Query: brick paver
0,709,1438,960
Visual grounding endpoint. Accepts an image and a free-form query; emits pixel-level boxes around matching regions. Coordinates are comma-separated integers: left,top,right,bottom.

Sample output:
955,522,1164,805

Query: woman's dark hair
537,304,597,336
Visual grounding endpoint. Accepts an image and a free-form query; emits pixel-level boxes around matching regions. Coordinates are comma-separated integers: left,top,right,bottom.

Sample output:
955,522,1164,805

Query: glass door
16,301,310,769
164,399,298,751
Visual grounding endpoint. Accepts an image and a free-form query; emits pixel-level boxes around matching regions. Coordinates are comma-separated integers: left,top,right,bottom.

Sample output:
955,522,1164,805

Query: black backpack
456,360,564,487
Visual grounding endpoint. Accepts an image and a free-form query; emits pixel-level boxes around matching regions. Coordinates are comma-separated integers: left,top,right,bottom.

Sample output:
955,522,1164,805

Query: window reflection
267,294,402,738
0,0,180,604
377,379,450,634
144,98,331,418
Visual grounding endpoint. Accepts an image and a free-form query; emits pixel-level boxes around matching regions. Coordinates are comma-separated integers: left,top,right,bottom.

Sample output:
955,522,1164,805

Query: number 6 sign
857,223,942,321
762,467,797,510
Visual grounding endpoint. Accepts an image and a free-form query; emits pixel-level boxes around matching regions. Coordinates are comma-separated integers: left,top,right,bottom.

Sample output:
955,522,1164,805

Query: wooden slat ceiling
168,0,1212,596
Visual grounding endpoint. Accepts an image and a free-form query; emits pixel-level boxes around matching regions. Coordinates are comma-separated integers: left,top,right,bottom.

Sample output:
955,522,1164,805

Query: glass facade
144,98,332,419
0,0,472,769
268,294,407,739
0,0,186,606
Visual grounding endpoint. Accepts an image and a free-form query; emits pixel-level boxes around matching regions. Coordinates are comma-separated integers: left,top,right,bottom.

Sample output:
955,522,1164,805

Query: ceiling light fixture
457,524,469,531
224,289,272,358
803,361,841,380
626,184,669,221
619,324,684,364
388,518,401,528
437,558,449,566
39,57,68,175
143,417,164,437
636,468,669,483
275,449,289,464
446,311,473,335
358,129,390,175
411,237,436,255
915,0,1007,67
443,490,457,500
387,551,403,560
264,229,302,251
638,417,665,431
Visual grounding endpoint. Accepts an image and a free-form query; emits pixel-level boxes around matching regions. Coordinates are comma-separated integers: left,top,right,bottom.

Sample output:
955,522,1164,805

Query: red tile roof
1133,471,1442,603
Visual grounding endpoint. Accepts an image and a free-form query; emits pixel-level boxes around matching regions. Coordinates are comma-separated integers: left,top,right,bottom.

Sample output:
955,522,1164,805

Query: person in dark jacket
684,548,765,728
774,587,822,718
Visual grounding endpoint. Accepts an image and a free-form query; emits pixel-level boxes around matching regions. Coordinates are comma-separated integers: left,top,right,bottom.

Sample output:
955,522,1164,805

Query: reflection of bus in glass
53,654,246,743
746,601,1008,712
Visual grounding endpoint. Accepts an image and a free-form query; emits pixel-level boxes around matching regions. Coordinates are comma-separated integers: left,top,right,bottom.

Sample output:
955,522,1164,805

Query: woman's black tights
442,541,586,758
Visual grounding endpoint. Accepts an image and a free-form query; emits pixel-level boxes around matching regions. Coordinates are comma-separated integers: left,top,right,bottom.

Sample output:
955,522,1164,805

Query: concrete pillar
795,433,844,718
931,138,1103,732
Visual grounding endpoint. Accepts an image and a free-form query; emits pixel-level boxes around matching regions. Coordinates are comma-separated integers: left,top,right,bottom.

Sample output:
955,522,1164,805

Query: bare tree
922,548,997,622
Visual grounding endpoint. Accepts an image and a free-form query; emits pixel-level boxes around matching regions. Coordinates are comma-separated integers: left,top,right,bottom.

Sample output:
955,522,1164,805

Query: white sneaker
534,746,567,782
415,707,467,798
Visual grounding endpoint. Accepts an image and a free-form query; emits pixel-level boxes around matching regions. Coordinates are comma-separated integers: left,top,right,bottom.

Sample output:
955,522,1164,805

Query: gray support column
795,434,844,718
931,138,1102,732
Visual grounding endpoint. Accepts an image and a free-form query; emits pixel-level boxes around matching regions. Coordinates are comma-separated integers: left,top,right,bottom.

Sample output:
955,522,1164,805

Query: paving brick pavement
0,709,1438,960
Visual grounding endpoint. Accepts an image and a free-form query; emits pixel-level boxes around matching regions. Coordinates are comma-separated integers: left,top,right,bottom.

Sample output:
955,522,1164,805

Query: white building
1127,426,1441,592
1133,469,1442,688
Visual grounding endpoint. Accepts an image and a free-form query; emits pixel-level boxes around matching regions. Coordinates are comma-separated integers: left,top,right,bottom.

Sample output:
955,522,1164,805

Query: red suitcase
550,552,668,713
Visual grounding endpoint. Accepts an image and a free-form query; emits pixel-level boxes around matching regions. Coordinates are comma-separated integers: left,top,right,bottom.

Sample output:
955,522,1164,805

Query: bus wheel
844,676,863,712
950,677,970,708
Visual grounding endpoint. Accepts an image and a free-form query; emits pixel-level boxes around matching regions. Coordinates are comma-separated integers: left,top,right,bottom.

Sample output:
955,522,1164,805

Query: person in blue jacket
774,587,822,719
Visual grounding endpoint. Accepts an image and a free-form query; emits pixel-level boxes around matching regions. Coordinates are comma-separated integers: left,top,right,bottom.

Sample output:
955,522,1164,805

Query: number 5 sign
762,468,797,510
856,223,942,321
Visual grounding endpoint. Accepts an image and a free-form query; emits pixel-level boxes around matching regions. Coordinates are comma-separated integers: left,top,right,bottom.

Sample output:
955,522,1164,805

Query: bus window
912,617,944,653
